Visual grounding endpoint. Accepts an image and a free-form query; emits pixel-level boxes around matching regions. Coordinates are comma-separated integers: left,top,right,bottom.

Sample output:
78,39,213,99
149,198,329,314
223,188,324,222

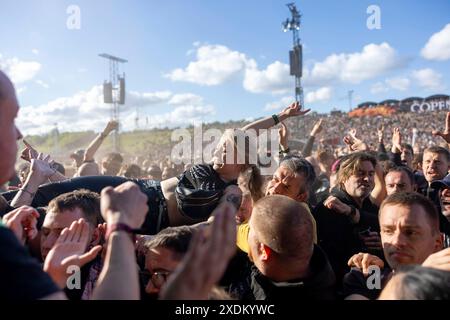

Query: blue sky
1,0,449,135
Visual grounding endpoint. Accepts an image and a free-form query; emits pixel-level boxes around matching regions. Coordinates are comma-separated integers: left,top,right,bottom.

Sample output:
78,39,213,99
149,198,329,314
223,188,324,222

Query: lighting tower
282,3,303,105
99,53,127,152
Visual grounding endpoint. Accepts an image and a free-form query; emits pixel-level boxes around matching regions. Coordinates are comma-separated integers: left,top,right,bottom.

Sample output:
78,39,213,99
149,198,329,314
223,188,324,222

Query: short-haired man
232,195,335,300
313,152,381,286
41,190,103,300
236,155,318,253
385,166,415,196
101,152,123,176
140,226,193,299
343,192,444,299
420,146,450,237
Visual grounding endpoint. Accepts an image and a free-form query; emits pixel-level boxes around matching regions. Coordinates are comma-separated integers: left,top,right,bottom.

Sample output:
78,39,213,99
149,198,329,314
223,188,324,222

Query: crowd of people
1,68,450,301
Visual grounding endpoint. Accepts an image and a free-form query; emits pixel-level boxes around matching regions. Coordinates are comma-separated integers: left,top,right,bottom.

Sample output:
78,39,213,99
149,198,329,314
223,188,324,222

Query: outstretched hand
2,206,40,245
343,129,368,152
20,139,39,162
281,101,311,118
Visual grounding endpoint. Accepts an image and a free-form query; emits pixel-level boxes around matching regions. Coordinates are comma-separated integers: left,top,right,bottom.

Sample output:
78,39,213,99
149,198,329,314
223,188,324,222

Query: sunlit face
422,151,449,183
265,166,306,201
0,75,23,184
41,207,91,260
144,247,181,297
379,204,442,270
342,161,375,201
385,171,414,196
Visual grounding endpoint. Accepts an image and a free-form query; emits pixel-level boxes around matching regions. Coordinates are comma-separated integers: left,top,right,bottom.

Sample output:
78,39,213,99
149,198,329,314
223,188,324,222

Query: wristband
272,114,280,125
106,223,139,242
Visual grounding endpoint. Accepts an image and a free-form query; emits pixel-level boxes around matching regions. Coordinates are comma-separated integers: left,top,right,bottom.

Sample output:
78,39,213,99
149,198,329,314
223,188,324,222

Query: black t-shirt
0,224,60,300
342,267,393,300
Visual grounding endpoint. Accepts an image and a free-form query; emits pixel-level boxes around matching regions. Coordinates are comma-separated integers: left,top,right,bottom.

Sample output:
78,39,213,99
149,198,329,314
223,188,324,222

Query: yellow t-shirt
236,202,318,253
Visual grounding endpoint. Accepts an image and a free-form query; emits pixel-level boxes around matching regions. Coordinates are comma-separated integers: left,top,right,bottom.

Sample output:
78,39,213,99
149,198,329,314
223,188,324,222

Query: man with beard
312,152,381,288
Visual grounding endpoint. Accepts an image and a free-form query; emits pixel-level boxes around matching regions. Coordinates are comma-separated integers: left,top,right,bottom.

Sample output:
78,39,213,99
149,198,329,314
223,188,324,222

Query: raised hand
30,153,57,179
20,139,39,162
343,129,368,152
377,124,384,143
391,127,402,153
104,120,119,135
310,119,324,137
43,218,102,289
100,181,148,228
159,204,236,300
432,112,450,143
2,206,40,245
281,101,311,118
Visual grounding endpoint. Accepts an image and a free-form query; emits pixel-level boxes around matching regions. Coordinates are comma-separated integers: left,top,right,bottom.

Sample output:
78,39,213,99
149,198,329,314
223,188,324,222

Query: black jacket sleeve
0,226,60,300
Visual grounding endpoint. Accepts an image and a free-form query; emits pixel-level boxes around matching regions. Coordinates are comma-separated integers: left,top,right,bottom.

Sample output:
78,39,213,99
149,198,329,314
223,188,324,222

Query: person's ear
259,243,272,261
434,232,444,252
90,227,101,246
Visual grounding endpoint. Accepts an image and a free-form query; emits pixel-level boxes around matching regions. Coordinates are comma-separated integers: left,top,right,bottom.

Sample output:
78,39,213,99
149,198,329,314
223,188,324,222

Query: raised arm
92,181,148,300
11,153,64,207
241,101,310,136
432,111,450,148
83,120,118,162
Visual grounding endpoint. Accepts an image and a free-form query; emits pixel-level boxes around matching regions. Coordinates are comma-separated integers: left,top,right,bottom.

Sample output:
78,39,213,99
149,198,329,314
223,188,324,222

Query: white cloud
16,86,215,135
168,93,203,106
165,44,253,86
17,86,27,95
264,96,294,111
305,42,403,86
412,68,444,91
0,54,41,84
385,76,410,91
143,105,216,129
305,87,332,103
35,79,49,89
371,82,389,94
243,61,291,94
421,23,450,61
31,49,39,55
127,90,172,107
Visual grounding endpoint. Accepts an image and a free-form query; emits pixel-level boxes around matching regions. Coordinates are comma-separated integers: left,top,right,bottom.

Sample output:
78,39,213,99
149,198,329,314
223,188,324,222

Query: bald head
251,195,314,260
0,70,22,184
